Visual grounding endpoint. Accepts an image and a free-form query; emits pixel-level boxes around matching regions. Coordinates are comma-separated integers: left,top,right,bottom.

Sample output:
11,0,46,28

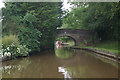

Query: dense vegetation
59,2,119,55
1,35,31,59
1,2,62,58
61,2,119,41
1,2,120,58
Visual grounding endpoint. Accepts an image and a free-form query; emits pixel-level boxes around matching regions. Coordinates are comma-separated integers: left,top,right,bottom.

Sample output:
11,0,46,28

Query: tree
61,2,120,41
2,2,63,51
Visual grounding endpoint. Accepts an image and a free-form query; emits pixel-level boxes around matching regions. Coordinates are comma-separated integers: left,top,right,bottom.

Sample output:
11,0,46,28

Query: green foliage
2,35,19,49
78,40,88,47
95,41,118,50
22,13,37,27
18,27,42,52
61,2,119,41
63,40,75,47
82,2,119,40
78,43,86,47
61,5,87,29
2,2,63,51
1,35,31,59
17,45,31,57
56,36,70,42
84,41,119,55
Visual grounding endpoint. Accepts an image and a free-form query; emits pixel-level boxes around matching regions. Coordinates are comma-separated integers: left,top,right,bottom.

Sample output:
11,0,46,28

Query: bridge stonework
56,29,94,46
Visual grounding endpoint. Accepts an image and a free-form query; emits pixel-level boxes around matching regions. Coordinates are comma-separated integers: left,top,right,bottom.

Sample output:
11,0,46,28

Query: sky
62,0,72,11
0,0,5,9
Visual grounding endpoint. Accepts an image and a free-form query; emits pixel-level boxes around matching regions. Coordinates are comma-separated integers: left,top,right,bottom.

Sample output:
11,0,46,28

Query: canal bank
70,46,120,63
1,46,120,63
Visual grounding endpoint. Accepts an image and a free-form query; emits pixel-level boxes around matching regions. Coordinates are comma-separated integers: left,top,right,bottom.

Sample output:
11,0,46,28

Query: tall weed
2,35,19,49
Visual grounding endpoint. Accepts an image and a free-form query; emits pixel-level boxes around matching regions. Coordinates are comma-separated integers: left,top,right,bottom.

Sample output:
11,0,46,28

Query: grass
94,41,118,50
2,34,19,48
62,40,75,47
58,39,119,55
84,41,119,55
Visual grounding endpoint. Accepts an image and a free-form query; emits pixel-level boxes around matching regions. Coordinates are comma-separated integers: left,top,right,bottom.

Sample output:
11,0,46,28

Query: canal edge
70,47,120,63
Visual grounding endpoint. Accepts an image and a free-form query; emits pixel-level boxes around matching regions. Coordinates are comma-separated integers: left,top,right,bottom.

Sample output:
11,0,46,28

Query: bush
18,27,42,52
1,34,31,59
2,35,19,49
17,45,31,57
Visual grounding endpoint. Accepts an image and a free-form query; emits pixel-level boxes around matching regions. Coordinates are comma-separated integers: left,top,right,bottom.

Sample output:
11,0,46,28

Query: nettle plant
1,35,31,59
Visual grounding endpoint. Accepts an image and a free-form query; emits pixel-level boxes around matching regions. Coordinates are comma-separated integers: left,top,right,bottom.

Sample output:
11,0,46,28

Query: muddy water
1,47,119,78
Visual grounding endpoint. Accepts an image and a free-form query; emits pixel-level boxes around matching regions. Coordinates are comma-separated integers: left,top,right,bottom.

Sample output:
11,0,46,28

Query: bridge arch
56,34,77,46
56,29,93,46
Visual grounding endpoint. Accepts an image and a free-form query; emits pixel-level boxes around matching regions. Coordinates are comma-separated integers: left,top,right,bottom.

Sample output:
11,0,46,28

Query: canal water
1,47,119,78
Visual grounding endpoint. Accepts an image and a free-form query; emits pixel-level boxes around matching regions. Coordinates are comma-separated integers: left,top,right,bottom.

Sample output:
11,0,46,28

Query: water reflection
55,47,75,59
2,47,118,78
56,48,118,78
58,66,71,78
2,58,31,78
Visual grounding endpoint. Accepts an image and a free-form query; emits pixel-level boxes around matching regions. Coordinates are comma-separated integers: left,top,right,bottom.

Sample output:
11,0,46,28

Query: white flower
4,52,8,56
4,52,11,57
7,47,10,50
17,48,20,53
7,52,11,56
17,48,20,50
11,43,15,46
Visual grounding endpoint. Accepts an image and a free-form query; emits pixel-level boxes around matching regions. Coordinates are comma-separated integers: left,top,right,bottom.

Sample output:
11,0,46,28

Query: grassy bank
84,41,119,55
61,40,119,55
62,40,75,47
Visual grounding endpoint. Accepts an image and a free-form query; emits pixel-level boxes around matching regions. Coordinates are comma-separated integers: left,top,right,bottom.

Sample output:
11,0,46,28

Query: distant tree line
61,2,120,41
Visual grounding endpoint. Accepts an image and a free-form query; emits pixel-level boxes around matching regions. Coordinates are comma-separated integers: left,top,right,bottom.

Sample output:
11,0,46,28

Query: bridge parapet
57,29,92,34
56,29,94,46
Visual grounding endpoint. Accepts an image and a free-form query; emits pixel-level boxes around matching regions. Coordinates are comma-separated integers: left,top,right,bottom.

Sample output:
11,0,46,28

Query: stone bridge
56,29,94,46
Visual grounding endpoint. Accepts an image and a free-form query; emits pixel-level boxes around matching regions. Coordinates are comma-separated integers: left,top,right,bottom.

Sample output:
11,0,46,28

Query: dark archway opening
55,36,76,47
